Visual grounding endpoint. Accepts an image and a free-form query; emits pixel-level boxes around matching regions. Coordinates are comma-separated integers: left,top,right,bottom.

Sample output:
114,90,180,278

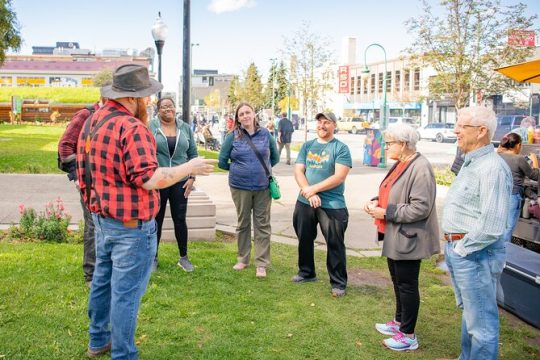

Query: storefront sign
338,66,350,94
508,30,536,47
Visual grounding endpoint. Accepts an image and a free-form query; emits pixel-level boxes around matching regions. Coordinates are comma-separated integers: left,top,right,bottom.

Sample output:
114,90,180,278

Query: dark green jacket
149,117,198,174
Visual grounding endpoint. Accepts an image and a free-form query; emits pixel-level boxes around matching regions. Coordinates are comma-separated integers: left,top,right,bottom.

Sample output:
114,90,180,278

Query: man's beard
135,98,149,126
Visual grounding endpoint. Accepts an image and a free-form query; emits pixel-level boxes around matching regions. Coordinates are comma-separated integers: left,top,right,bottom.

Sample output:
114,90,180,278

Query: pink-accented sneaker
375,320,400,335
256,267,267,278
233,262,248,271
383,331,419,351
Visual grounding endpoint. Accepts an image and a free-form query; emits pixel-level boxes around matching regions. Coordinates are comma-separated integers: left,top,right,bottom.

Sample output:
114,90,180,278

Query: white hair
457,106,497,140
383,124,419,150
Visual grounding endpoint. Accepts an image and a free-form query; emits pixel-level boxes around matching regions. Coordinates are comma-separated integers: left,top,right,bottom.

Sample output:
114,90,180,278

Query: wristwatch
188,175,196,180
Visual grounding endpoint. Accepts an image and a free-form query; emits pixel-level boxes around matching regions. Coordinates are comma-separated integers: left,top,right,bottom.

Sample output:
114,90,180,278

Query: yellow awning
495,59,540,83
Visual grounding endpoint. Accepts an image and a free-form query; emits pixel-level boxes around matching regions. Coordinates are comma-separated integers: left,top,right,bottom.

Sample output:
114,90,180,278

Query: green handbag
268,175,281,200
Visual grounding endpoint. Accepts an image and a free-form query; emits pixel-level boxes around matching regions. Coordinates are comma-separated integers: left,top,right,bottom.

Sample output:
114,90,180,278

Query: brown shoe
87,342,111,358
256,267,267,278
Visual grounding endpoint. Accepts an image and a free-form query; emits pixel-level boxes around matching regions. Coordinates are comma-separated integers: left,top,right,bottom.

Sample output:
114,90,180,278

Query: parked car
418,123,457,143
387,117,418,128
492,114,527,145
337,117,368,134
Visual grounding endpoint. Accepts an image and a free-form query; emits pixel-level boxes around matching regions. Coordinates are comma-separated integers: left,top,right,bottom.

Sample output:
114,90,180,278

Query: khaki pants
278,142,291,164
230,187,272,267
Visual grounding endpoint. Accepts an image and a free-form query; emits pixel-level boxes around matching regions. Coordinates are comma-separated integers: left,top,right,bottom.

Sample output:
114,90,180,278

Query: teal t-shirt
296,138,352,209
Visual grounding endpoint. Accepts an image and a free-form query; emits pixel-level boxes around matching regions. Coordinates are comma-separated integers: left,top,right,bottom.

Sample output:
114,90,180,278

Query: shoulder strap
243,129,270,178
82,111,129,207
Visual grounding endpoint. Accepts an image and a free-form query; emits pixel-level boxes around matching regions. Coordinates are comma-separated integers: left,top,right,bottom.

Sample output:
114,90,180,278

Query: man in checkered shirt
77,64,215,359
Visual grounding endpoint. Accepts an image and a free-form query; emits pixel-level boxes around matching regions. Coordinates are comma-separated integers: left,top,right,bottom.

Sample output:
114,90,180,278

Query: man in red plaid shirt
77,64,215,359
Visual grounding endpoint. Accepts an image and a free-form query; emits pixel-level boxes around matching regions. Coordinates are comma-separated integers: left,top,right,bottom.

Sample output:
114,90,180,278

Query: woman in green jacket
149,97,198,272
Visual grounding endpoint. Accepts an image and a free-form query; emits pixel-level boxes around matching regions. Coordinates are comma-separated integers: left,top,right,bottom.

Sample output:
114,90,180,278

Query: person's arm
301,164,350,199
142,158,215,190
385,163,436,223
218,132,234,170
519,155,539,181
269,134,279,167
186,124,199,160
454,168,512,257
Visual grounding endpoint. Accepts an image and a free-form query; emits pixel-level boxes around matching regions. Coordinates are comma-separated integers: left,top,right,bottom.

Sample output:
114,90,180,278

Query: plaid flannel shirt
76,100,159,221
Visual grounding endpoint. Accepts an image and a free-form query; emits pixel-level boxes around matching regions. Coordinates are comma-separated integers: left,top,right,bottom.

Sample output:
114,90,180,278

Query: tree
240,62,264,111
204,89,221,112
264,61,288,117
0,0,21,65
92,68,113,87
278,96,299,114
405,0,537,109
282,22,334,127
227,76,241,112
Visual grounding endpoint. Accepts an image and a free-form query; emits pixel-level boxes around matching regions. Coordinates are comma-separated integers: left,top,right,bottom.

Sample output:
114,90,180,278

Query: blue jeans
503,193,522,242
88,215,157,360
445,240,506,360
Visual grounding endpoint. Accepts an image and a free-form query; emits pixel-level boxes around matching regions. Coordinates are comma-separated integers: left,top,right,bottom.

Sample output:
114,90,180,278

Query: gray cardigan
375,154,441,260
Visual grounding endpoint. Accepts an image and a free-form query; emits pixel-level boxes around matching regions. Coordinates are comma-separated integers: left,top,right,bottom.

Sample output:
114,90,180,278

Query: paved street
0,129,454,254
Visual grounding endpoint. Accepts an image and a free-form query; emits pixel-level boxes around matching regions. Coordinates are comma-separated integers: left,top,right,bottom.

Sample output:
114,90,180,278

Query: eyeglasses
384,141,400,148
159,105,175,110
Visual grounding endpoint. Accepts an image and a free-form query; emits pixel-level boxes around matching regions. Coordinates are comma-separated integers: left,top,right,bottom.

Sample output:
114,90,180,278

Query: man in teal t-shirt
292,111,352,297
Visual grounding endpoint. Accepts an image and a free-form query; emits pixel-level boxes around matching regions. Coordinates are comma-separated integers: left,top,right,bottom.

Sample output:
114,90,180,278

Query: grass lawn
0,234,538,359
0,124,223,174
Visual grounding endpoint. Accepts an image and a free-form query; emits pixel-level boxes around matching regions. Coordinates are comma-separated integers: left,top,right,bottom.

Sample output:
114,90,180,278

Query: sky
10,0,540,93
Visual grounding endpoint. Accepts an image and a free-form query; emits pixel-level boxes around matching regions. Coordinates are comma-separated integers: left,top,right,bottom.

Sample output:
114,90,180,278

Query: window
394,70,400,93
350,76,355,95
363,77,368,94
356,76,361,94
414,68,420,90
386,71,392,92
209,77,214,86
0,76,12,87
16,77,46,87
370,74,375,93
378,72,383,93
81,78,93,87
404,70,410,90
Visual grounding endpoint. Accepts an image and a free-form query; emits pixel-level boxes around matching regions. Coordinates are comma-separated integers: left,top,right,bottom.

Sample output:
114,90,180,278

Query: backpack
57,107,95,176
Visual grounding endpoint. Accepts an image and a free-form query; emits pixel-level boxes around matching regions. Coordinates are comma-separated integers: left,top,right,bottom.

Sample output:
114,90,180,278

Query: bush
434,166,455,186
12,199,71,242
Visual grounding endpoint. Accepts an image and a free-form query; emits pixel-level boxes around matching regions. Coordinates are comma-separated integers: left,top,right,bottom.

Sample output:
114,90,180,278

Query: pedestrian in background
219,113,228,144
442,106,512,360
277,112,294,165
77,64,216,359
58,97,105,288
497,132,538,242
364,124,440,352
218,102,279,278
292,112,352,297
149,97,198,272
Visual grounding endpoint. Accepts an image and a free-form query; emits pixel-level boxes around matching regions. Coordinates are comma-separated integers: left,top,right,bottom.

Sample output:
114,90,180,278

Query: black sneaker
291,274,318,283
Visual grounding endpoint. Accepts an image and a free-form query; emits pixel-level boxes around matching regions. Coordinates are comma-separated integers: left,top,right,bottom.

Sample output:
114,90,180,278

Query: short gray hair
457,106,497,140
383,124,419,150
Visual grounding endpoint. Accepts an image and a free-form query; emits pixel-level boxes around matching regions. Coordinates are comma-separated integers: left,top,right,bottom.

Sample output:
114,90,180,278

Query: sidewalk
0,162,448,257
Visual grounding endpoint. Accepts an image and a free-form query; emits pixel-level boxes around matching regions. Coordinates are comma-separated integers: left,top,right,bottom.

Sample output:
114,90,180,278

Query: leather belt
444,233,466,241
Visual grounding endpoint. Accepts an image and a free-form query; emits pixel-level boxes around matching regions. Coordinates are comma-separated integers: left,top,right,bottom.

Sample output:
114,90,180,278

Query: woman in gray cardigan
364,124,440,352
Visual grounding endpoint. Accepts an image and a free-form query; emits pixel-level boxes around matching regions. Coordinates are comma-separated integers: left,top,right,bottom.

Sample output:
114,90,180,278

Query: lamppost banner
508,30,536,47
338,65,350,94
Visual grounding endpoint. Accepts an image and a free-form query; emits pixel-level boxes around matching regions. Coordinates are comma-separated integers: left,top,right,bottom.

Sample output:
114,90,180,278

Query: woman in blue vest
218,102,279,278
149,97,198,272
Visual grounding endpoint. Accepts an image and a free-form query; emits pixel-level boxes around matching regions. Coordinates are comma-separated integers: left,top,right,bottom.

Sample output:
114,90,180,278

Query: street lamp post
362,43,388,168
151,12,168,99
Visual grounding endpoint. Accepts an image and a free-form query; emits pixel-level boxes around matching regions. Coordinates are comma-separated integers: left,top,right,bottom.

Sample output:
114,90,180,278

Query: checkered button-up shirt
441,144,512,256
76,100,159,221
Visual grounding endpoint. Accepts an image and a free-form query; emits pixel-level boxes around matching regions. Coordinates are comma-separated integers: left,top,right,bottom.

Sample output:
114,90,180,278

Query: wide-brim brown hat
100,64,163,99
